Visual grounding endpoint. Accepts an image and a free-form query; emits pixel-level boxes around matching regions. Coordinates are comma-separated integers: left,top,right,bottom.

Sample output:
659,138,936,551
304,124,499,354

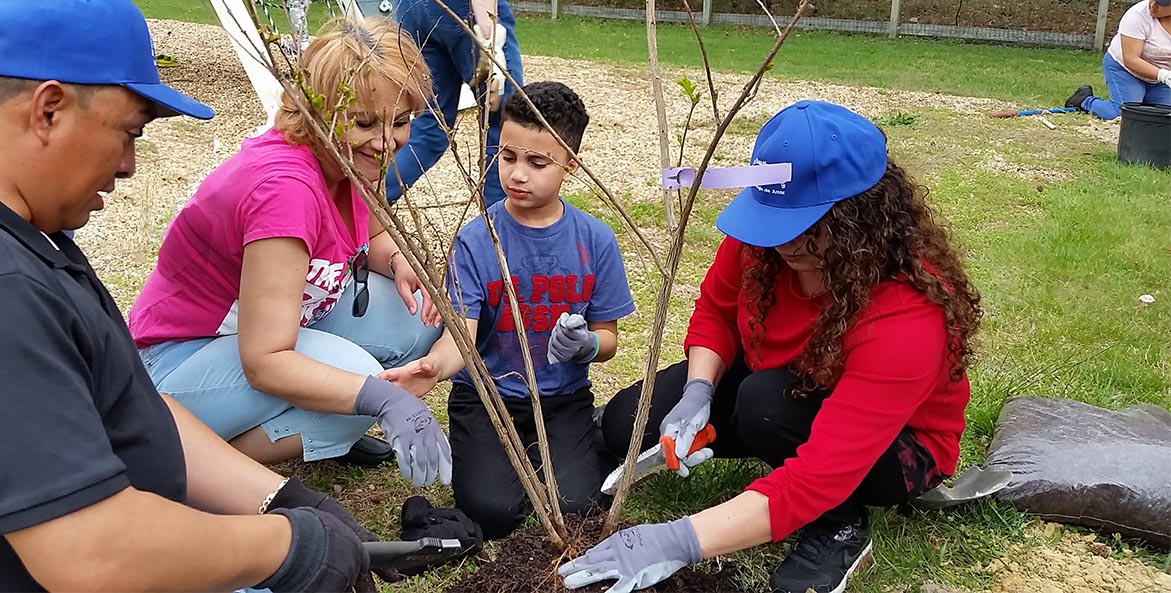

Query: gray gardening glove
260,507,370,593
558,518,702,593
354,376,452,488
1159,68,1171,89
658,378,714,477
547,312,598,364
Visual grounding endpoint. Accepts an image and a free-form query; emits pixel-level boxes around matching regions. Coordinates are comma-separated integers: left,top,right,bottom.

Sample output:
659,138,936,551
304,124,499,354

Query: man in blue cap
0,1,374,590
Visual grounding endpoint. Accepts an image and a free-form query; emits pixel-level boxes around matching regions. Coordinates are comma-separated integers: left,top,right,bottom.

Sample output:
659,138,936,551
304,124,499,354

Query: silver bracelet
258,477,291,515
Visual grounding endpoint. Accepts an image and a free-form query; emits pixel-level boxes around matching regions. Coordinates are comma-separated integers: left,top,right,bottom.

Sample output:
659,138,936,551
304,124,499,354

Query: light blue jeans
139,274,442,462
387,0,525,206
1084,53,1171,120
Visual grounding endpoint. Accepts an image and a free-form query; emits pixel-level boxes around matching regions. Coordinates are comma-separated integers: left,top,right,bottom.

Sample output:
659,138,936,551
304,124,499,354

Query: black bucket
1116,102,1171,170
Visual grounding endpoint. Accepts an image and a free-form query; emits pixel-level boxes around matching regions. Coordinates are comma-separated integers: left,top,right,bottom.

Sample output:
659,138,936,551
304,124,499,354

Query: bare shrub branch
603,0,813,536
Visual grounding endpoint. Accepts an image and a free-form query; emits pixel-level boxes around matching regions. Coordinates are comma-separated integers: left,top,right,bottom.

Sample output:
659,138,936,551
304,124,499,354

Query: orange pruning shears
600,424,716,495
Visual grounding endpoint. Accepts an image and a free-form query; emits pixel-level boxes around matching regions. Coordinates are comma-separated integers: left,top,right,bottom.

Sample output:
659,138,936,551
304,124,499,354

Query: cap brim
125,81,214,120
716,186,834,248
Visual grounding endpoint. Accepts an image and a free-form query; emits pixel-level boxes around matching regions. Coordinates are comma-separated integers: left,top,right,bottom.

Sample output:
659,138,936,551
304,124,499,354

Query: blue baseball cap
715,101,887,248
0,0,213,120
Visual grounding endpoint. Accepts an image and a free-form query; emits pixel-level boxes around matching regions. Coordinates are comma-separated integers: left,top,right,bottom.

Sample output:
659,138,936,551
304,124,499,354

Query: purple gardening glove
558,518,702,593
547,312,598,364
354,376,452,488
658,379,715,477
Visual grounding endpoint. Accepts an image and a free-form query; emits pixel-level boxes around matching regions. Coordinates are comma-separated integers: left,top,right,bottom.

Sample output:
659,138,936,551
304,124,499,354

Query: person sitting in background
565,101,983,593
1066,0,1171,120
128,17,451,485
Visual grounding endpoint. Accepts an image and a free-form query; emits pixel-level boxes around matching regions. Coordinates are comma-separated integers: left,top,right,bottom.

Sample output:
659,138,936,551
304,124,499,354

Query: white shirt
1107,1,1171,82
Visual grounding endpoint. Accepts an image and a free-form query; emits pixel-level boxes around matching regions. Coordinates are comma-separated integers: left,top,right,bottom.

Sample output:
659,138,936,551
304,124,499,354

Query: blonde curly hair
275,17,431,154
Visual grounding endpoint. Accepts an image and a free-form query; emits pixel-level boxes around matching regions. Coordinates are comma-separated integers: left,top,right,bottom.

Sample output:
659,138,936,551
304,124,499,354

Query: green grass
137,0,220,25
137,2,1101,105
134,2,1171,590
137,0,344,29
514,15,1101,105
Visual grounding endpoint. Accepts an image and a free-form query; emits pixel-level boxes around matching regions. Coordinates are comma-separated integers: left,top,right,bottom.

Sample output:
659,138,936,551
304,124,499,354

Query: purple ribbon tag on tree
661,162,792,190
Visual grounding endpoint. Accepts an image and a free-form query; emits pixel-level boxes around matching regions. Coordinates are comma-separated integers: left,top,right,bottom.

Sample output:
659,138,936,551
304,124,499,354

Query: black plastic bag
986,396,1171,547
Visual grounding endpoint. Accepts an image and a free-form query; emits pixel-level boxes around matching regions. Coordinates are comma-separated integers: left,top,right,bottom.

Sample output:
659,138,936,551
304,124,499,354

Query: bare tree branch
644,0,677,231
679,0,721,123
424,0,667,277
604,0,812,536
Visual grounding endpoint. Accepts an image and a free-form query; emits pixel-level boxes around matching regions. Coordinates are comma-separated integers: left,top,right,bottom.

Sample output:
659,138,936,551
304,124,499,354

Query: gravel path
80,18,1014,308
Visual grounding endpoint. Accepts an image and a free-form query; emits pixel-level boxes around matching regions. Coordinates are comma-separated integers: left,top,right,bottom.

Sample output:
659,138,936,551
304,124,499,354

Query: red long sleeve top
683,237,969,542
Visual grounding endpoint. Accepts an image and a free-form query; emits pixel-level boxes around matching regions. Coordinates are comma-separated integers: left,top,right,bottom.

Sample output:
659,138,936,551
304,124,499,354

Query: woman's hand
659,379,715,477
353,377,452,487
379,357,442,398
558,518,702,593
390,253,441,328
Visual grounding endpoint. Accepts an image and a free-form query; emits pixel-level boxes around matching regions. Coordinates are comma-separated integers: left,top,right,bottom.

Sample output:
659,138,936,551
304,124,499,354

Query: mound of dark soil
447,517,746,593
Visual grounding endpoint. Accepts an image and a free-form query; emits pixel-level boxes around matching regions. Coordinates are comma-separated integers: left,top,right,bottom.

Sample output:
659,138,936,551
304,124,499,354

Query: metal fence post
888,0,901,38
1093,0,1110,49
702,0,712,26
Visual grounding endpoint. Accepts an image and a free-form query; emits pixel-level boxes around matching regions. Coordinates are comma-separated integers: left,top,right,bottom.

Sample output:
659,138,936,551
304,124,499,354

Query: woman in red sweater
560,101,982,593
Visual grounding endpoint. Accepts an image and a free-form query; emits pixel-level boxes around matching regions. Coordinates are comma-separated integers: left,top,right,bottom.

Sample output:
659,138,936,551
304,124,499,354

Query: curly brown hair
743,159,982,393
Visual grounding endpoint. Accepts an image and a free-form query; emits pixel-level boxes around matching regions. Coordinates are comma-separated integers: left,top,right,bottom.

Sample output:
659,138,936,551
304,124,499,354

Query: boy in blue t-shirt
383,81,635,539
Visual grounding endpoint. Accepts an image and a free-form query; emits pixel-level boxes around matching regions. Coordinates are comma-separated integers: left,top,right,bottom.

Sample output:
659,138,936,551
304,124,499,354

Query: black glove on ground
260,507,370,593
267,476,401,584
391,495,484,576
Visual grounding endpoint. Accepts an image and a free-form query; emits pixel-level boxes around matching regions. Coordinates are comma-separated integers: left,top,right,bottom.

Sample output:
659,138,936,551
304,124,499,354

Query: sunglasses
351,248,370,318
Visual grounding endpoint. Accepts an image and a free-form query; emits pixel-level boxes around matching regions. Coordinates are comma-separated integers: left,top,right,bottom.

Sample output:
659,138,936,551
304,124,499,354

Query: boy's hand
380,357,442,398
548,313,599,364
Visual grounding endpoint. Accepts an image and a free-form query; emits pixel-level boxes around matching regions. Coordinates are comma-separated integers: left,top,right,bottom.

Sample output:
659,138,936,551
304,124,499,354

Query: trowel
364,538,464,570
909,466,1012,510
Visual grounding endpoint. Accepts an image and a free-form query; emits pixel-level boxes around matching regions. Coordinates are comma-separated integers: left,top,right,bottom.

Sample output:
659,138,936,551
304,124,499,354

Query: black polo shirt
0,203,186,592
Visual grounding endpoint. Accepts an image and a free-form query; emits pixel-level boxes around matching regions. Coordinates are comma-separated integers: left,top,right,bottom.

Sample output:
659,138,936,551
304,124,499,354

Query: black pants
600,359,945,526
449,383,602,539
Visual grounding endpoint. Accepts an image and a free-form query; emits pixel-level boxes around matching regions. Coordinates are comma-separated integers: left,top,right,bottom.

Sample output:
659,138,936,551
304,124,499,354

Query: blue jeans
139,274,442,462
389,0,524,206
1084,53,1171,120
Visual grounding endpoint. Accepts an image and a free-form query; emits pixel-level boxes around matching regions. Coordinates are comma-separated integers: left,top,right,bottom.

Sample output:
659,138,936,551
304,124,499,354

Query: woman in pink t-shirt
1066,0,1171,119
128,19,452,488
